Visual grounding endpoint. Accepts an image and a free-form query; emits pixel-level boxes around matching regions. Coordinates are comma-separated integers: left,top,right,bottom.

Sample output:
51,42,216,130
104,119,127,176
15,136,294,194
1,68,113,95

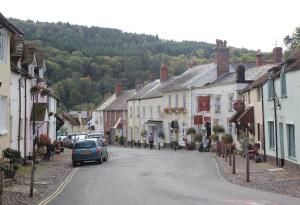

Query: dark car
72,139,108,167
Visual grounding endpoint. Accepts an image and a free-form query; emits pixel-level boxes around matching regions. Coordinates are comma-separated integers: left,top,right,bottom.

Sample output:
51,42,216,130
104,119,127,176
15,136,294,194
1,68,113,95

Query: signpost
233,100,245,112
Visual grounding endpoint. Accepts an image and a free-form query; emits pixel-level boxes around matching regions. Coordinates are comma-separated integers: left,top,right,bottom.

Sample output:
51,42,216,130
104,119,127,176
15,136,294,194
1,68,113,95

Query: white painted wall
264,69,300,166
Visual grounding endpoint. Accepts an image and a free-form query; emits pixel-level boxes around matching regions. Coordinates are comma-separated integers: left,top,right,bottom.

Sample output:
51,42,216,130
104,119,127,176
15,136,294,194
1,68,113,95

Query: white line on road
212,158,227,182
38,167,79,205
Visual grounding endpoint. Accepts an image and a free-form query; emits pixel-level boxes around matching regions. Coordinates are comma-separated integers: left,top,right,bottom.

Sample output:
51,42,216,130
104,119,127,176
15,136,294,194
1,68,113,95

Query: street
49,147,300,205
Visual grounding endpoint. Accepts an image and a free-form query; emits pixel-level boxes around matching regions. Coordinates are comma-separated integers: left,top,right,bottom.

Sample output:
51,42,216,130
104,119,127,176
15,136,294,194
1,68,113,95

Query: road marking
38,167,79,205
212,158,226,182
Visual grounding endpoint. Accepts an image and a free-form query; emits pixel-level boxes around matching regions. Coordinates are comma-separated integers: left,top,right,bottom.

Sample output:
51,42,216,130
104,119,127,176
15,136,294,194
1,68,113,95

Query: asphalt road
49,147,300,205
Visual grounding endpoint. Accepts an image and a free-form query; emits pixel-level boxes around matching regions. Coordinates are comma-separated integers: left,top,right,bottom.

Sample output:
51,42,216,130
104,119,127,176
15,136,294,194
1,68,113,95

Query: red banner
198,96,210,112
194,115,203,125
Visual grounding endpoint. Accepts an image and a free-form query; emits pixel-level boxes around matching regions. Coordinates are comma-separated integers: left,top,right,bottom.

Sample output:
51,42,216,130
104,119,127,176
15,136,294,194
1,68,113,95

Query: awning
229,111,243,123
30,103,48,122
113,118,122,129
237,106,254,124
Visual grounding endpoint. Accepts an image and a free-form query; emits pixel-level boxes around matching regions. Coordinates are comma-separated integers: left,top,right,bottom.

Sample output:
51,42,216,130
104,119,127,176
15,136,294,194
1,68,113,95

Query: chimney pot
272,47,282,64
115,83,122,96
160,64,168,82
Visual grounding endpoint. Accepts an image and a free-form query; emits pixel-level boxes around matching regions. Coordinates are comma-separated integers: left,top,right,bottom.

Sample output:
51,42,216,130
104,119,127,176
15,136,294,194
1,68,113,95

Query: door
205,122,211,137
279,123,285,167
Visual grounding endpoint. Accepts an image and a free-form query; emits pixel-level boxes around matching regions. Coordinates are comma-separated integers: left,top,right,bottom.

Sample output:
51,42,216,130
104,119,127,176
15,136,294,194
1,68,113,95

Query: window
175,94,179,108
130,106,133,118
168,95,171,108
257,123,261,141
228,94,234,112
0,32,8,63
157,105,161,115
287,124,295,157
149,106,153,117
268,121,275,149
0,96,8,134
215,95,221,113
247,92,251,104
142,106,145,118
281,65,287,97
257,87,262,102
183,94,186,109
110,112,112,122
268,72,274,100
136,106,140,118
105,111,108,122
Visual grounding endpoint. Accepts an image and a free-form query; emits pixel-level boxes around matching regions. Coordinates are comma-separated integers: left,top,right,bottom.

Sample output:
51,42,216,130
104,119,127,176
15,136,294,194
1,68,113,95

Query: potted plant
164,108,170,113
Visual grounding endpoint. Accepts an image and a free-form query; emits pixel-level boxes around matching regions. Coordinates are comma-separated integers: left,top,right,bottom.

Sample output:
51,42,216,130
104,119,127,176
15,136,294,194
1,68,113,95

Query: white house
263,50,300,173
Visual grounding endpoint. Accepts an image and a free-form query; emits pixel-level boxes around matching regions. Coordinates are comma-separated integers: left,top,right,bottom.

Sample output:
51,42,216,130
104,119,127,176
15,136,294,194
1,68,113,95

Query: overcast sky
2,0,300,52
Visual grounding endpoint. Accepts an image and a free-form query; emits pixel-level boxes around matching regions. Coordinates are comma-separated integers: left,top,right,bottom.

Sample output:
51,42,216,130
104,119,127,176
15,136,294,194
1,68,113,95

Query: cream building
0,14,23,153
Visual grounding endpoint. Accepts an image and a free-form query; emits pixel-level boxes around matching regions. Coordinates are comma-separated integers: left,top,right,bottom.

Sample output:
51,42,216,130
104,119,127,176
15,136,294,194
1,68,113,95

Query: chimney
272,47,282,64
256,50,264,67
115,83,122,96
215,39,229,77
135,80,144,91
160,64,168,82
236,64,246,83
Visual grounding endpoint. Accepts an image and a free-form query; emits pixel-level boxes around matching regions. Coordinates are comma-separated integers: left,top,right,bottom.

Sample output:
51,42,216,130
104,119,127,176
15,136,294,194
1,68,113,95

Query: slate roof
0,13,23,35
160,63,217,92
61,113,81,126
103,89,136,111
208,64,275,89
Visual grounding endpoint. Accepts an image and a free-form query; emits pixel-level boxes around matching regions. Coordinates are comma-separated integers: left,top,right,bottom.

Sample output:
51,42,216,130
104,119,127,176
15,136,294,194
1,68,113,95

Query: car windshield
75,141,96,149
87,134,103,139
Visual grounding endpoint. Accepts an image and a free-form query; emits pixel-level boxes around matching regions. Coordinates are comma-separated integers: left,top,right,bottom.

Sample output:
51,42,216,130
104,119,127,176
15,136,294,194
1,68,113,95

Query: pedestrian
46,141,51,160
149,133,154,150
50,143,55,160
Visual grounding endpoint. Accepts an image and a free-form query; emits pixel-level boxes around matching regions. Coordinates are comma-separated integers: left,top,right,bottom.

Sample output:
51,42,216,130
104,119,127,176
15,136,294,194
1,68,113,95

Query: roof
128,79,175,101
96,94,115,111
160,63,217,92
61,113,81,126
22,43,36,65
0,13,23,35
35,51,45,69
103,89,136,111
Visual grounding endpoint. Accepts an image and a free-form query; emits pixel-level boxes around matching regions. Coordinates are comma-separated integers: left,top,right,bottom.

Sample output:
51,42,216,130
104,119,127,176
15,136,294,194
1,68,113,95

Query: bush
194,133,203,142
119,136,124,145
2,148,21,164
37,134,50,147
222,133,233,144
212,125,225,133
186,128,196,135
114,136,119,143
211,133,219,142
0,163,15,178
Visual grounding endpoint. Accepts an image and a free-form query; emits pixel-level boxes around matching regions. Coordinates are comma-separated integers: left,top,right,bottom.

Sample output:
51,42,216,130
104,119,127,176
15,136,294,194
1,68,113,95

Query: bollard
246,154,250,182
229,149,232,166
232,152,236,174
0,171,4,205
225,145,227,162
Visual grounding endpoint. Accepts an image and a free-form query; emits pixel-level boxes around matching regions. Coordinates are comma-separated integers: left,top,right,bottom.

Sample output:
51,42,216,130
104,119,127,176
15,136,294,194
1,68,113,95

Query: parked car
72,139,108,167
85,133,106,144
64,133,81,148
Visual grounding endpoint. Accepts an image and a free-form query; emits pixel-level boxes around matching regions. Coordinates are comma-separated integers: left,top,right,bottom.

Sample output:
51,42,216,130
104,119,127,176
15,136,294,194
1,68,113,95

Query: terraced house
263,50,300,173
0,13,23,155
127,65,174,146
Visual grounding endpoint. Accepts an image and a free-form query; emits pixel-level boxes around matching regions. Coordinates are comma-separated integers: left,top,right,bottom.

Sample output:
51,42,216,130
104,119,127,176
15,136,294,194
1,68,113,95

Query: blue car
72,139,108,167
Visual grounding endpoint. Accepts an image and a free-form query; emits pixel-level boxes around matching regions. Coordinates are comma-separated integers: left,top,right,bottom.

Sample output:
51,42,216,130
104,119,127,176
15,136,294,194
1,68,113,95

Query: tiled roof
160,63,217,92
104,89,136,111
0,13,23,35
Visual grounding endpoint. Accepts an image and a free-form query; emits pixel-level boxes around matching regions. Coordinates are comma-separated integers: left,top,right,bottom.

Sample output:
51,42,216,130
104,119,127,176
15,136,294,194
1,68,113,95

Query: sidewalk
2,149,73,205
216,153,300,198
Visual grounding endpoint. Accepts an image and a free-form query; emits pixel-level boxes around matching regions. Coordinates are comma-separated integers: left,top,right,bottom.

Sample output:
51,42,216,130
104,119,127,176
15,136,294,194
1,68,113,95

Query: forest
10,18,266,111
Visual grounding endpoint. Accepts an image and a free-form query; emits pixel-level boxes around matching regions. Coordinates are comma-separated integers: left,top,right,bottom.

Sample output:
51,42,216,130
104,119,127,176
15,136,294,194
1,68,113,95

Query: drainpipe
24,78,27,165
18,77,24,152
261,86,266,161
272,78,279,167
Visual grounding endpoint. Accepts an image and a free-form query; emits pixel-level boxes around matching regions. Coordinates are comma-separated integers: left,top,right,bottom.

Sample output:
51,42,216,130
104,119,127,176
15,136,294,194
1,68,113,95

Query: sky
2,0,300,52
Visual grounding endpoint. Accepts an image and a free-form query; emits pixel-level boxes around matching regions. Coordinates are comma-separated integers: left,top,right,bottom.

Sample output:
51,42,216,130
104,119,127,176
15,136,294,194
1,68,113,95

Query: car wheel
103,153,108,162
72,161,77,167
98,155,103,164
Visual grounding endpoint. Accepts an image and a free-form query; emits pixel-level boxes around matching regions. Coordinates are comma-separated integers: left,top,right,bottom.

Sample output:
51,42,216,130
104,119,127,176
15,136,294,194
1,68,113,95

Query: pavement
217,153,300,198
49,147,300,205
